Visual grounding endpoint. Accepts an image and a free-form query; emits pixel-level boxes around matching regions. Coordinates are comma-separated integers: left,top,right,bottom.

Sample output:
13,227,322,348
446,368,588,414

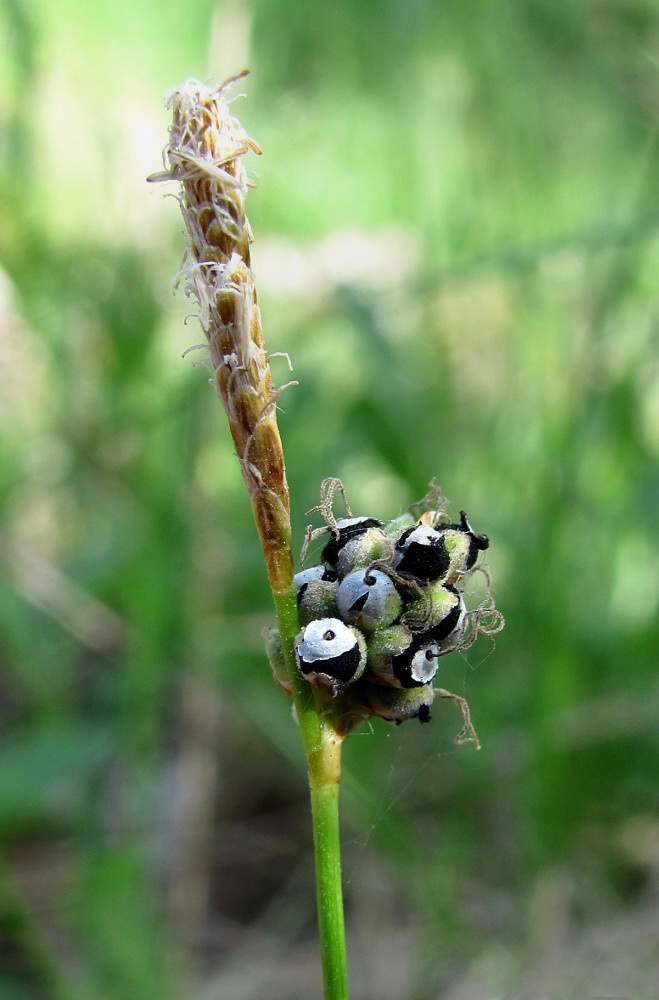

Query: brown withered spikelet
151,73,294,592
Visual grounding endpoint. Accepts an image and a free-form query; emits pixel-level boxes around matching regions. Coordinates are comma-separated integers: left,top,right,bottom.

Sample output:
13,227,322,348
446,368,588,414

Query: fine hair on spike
300,478,354,567
466,598,506,643
465,566,506,639
273,379,299,400
408,480,450,527
217,68,251,93
448,568,505,656
306,478,353,529
268,351,295,372
299,523,322,569
434,688,481,748
181,343,208,358
193,358,214,375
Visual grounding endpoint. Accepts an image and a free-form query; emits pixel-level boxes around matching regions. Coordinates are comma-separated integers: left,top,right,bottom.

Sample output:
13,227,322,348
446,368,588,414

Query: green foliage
1,0,658,996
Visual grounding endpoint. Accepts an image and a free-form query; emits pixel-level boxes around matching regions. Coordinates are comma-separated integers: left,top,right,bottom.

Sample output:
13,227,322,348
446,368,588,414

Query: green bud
336,526,391,577
352,681,435,724
263,627,291,694
298,578,340,626
381,513,415,544
404,581,461,634
366,624,413,686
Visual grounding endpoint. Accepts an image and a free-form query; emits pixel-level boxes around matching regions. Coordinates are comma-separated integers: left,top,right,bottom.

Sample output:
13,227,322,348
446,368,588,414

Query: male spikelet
150,73,293,592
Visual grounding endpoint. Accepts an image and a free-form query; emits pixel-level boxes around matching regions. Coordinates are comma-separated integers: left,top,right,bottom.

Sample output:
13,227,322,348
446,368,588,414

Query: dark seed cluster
266,481,504,734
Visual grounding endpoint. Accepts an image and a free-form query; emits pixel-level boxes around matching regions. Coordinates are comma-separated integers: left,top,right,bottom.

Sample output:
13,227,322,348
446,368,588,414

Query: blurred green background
1,1,659,998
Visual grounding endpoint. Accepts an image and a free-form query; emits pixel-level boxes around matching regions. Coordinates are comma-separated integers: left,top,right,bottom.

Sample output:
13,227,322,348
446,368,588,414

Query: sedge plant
150,72,503,1000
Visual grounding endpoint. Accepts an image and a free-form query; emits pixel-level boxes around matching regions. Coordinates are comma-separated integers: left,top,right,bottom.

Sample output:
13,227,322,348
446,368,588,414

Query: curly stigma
151,73,294,592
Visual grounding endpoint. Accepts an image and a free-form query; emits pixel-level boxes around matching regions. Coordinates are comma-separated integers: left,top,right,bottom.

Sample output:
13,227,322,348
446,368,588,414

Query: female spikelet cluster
150,73,293,591
266,480,505,742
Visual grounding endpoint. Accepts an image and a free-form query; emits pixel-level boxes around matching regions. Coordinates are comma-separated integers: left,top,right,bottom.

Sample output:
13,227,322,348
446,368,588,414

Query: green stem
272,586,350,1000
309,766,348,1000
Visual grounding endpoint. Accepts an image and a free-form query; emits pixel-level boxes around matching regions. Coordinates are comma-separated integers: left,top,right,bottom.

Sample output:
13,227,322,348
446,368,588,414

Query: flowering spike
151,76,292,592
